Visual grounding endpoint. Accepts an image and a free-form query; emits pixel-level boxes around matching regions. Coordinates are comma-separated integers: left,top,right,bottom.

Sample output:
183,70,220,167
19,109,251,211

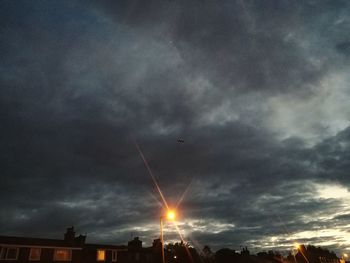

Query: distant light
344,254,348,258
167,210,176,221
174,255,177,259
294,243,300,249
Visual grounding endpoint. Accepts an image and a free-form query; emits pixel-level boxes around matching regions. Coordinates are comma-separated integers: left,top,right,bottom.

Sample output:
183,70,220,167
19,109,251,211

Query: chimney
128,237,142,250
64,226,75,242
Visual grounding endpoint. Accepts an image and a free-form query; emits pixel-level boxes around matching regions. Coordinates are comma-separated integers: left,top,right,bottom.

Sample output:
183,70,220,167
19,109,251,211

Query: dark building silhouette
291,245,340,263
214,245,340,263
0,227,156,263
1,229,343,263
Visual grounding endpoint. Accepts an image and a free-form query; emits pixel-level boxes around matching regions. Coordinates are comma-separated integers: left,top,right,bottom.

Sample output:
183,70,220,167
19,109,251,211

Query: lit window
29,248,41,261
53,249,71,261
112,250,117,262
97,250,105,261
0,247,19,260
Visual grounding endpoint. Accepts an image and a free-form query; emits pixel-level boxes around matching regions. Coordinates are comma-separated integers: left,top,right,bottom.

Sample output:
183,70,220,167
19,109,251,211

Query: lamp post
292,243,300,263
160,209,176,263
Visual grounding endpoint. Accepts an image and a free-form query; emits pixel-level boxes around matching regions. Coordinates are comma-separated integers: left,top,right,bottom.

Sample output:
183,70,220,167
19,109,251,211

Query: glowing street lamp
340,253,348,263
291,242,300,263
167,210,176,221
160,209,177,263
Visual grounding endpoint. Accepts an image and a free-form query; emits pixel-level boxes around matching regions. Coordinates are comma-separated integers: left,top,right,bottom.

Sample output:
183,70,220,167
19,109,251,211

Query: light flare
175,180,193,210
167,210,176,221
134,141,193,263
295,244,311,263
134,141,169,210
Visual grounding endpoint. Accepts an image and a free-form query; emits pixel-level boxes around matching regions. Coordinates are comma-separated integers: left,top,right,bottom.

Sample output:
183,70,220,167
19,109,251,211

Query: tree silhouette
202,245,215,263
166,241,201,263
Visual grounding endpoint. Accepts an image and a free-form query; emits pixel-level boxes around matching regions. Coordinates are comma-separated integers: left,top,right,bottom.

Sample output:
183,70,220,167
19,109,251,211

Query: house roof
0,235,83,249
0,235,128,251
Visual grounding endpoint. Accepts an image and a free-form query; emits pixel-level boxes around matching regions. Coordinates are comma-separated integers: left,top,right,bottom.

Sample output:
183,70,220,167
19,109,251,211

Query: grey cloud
336,41,350,56
1,0,350,256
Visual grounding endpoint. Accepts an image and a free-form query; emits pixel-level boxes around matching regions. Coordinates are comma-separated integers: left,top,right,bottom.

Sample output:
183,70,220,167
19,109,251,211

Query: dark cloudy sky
1,0,350,255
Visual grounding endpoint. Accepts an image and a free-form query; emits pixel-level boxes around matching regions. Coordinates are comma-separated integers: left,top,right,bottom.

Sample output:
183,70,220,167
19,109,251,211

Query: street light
160,209,177,263
167,210,176,221
291,243,300,263
294,243,300,250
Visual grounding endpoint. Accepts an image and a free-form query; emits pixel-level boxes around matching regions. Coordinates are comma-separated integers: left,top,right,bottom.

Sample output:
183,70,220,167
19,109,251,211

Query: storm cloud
1,0,350,255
